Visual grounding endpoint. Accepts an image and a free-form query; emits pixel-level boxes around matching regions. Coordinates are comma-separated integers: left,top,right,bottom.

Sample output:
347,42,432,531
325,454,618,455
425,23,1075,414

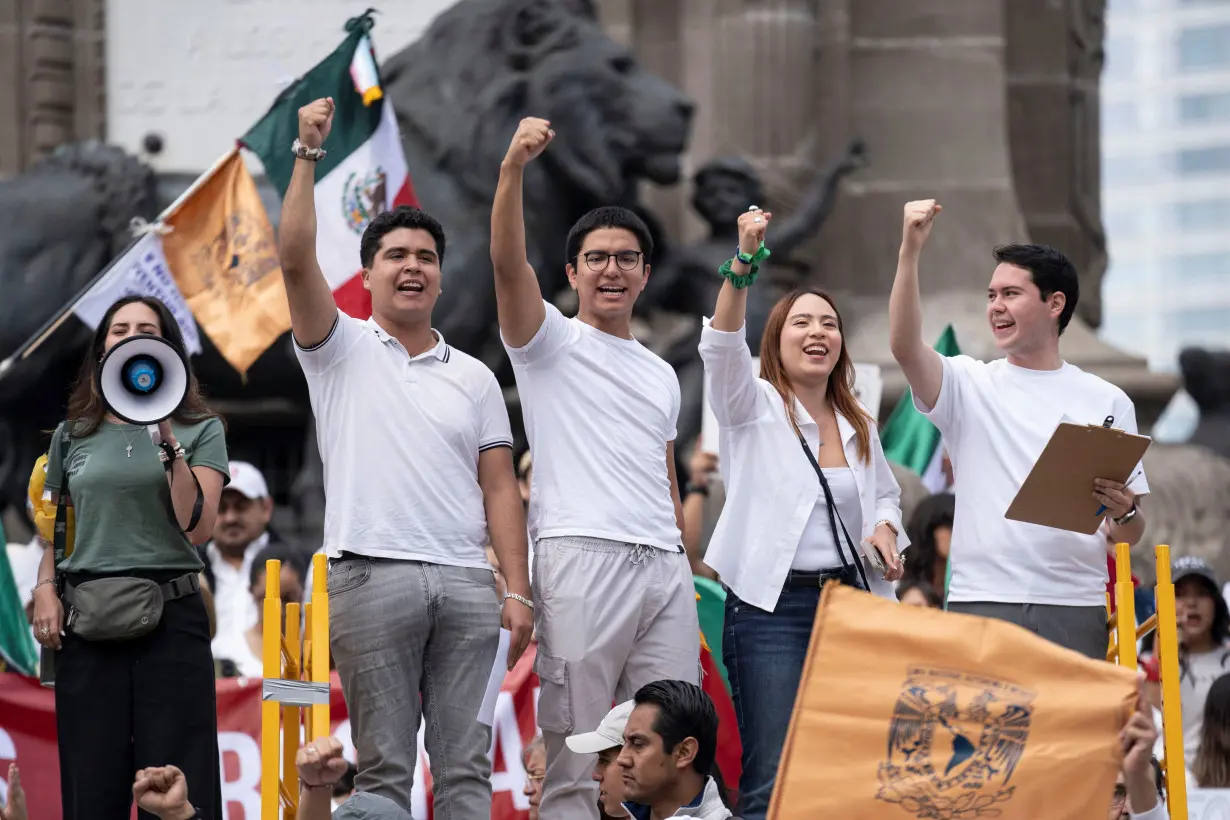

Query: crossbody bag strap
796,431,870,591
53,423,72,569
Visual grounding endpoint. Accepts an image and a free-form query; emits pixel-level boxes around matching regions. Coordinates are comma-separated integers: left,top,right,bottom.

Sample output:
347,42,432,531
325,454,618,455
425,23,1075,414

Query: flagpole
0,147,240,378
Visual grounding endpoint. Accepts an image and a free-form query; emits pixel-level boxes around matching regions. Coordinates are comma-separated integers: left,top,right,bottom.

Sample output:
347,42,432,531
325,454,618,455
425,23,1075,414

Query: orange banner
161,149,290,375
771,584,1137,819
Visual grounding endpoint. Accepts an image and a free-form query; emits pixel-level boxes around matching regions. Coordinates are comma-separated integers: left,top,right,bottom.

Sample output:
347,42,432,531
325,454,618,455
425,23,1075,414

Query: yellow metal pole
283,601,302,820
1115,543,1137,671
1155,545,1188,820
260,560,283,820
310,552,330,740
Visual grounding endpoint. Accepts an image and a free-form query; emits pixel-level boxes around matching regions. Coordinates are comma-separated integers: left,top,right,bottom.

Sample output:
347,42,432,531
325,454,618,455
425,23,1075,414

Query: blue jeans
723,584,820,820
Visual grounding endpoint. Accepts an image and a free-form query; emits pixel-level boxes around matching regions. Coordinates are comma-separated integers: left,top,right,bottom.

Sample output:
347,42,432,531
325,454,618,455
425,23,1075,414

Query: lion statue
381,0,694,373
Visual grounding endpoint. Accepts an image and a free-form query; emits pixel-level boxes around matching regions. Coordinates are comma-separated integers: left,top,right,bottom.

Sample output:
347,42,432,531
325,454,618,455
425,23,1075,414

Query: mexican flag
239,11,417,320
880,324,961,493
0,522,38,678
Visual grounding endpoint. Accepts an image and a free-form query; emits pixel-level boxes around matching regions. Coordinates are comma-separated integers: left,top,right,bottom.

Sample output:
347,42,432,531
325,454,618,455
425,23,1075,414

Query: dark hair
565,206,654,265
897,579,943,608
66,295,217,437
249,543,309,589
359,205,447,269
633,680,718,776
759,288,875,463
903,493,955,588
333,762,358,800
991,244,1079,335
1193,674,1230,788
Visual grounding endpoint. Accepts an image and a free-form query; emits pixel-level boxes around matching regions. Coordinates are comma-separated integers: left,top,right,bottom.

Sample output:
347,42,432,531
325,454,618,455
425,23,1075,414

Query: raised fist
901,199,942,254
737,206,773,257
132,766,192,820
297,736,350,788
298,97,335,150
504,117,554,168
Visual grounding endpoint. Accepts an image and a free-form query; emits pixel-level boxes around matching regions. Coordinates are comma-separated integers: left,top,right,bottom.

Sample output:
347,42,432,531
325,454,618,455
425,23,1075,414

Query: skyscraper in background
1101,0,1230,376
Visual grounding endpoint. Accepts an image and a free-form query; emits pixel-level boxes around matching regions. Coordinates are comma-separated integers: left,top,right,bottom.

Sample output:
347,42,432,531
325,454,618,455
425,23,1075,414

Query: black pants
55,571,222,820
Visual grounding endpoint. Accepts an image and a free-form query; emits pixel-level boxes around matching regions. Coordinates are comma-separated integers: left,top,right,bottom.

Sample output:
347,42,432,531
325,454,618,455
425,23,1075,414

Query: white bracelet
504,592,534,611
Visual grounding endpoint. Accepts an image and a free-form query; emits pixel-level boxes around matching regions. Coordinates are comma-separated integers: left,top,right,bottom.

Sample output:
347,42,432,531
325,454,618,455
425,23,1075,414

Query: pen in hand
1096,469,1142,517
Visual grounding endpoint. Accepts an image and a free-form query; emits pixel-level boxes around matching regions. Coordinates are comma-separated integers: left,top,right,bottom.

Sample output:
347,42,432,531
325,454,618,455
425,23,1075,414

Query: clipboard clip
1102,415,1115,428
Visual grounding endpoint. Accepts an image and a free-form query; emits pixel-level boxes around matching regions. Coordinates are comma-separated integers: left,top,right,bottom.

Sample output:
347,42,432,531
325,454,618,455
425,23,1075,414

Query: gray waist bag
64,573,200,641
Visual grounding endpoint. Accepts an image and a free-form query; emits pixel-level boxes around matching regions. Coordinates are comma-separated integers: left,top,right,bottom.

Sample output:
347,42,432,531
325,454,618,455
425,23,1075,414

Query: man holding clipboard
888,200,1148,660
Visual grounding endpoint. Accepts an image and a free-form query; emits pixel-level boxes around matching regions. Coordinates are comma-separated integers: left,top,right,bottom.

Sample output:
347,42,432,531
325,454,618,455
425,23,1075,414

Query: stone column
0,0,106,177
678,0,822,247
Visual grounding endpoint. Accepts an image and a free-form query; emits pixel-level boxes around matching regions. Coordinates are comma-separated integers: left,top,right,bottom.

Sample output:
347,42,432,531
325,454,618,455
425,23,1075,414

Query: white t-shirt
504,302,682,550
792,467,864,571
1180,642,1230,761
915,355,1150,606
295,311,513,567
211,627,264,679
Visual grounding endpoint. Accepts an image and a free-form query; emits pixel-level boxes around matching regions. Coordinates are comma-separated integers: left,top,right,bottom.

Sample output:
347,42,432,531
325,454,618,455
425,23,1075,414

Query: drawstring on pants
629,544,657,566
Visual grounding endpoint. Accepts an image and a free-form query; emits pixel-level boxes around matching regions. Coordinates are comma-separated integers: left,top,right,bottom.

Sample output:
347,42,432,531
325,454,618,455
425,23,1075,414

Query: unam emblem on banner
342,168,388,235
876,667,1035,819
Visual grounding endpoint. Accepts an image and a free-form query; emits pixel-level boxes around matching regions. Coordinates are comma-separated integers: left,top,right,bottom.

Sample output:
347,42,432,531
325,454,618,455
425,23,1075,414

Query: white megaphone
97,335,190,426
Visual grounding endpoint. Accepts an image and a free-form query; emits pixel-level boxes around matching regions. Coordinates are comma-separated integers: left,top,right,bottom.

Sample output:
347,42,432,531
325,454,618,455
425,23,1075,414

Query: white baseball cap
565,700,635,754
225,461,269,500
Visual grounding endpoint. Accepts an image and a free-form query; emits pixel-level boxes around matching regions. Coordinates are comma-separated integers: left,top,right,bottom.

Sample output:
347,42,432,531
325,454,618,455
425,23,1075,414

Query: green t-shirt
45,417,230,573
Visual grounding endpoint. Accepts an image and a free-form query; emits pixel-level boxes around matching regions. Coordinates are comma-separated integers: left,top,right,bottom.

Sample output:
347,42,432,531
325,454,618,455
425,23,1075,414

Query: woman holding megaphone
30,295,229,820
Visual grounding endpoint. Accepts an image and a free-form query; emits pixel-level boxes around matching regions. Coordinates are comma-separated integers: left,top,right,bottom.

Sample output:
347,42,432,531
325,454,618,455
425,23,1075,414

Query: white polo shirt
503,301,682,550
295,310,513,568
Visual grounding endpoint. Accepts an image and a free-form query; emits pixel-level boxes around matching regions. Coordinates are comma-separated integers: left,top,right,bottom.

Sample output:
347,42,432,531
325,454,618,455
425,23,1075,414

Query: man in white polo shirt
278,97,533,816
888,199,1149,659
491,118,700,819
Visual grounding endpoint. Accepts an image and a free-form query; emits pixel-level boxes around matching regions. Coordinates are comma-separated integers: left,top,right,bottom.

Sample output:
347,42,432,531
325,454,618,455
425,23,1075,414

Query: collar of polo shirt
365,317,451,362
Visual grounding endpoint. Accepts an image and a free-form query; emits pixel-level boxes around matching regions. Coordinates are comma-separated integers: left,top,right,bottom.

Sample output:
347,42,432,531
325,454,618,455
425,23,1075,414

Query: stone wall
0,0,106,176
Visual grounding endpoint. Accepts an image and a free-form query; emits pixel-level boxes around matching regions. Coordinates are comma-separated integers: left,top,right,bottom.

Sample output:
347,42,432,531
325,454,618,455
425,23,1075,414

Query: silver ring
754,217,762,223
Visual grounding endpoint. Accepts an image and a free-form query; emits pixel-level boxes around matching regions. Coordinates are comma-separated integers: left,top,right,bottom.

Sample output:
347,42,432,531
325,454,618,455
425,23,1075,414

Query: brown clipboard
1005,421,1151,535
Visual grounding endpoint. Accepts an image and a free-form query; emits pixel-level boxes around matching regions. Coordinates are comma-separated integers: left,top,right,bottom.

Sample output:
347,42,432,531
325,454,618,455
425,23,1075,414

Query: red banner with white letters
0,648,541,820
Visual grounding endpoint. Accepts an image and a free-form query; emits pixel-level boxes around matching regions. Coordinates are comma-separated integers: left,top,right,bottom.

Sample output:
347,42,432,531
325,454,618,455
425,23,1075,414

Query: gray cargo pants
533,536,701,820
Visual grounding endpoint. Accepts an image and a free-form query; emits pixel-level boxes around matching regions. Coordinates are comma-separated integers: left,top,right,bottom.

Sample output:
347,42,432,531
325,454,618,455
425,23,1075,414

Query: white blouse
698,319,909,612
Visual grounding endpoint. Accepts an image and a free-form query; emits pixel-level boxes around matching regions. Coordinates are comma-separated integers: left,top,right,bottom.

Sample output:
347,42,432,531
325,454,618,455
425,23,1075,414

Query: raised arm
712,208,772,332
278,98,340,349
492,118,552,349
889,200,945,411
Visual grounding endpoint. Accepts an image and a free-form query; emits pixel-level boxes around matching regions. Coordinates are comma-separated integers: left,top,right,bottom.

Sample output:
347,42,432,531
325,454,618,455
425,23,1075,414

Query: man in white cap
566,701,636,819
200,461,279,650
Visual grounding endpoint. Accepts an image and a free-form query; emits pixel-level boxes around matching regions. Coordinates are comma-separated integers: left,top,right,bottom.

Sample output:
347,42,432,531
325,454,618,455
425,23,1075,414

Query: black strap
53,423,72,570
796,430,870,591
165,452,206,534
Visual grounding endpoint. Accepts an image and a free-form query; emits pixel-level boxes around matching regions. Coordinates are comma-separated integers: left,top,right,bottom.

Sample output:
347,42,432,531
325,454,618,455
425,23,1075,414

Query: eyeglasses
526,772,545,782
578,251,644,272
1111,785,1128,807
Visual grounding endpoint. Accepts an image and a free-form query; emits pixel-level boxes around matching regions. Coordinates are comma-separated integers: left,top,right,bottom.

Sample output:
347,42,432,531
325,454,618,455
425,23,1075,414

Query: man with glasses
490,117,701,820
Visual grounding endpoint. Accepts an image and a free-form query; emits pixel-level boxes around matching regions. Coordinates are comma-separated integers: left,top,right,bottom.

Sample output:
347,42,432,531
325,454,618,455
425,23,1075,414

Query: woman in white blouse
699,206,909,820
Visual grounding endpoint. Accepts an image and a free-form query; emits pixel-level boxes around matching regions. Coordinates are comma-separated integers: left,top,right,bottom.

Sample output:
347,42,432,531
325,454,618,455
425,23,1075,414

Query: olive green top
45,417,230,573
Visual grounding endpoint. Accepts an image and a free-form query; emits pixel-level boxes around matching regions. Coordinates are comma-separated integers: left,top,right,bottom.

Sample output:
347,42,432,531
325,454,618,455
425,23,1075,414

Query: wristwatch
684,481,709,498
1113,505,1138,527
291,138,327,161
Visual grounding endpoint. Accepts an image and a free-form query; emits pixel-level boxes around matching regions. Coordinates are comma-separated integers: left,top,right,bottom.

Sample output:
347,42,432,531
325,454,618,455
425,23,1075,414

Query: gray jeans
946,601,1109,661
328,556,501,818
534,536,701,820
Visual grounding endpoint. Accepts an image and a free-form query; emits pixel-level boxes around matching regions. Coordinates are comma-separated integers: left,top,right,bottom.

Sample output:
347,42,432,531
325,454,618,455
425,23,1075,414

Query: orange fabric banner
161,150,289,375
770,584,1137,820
